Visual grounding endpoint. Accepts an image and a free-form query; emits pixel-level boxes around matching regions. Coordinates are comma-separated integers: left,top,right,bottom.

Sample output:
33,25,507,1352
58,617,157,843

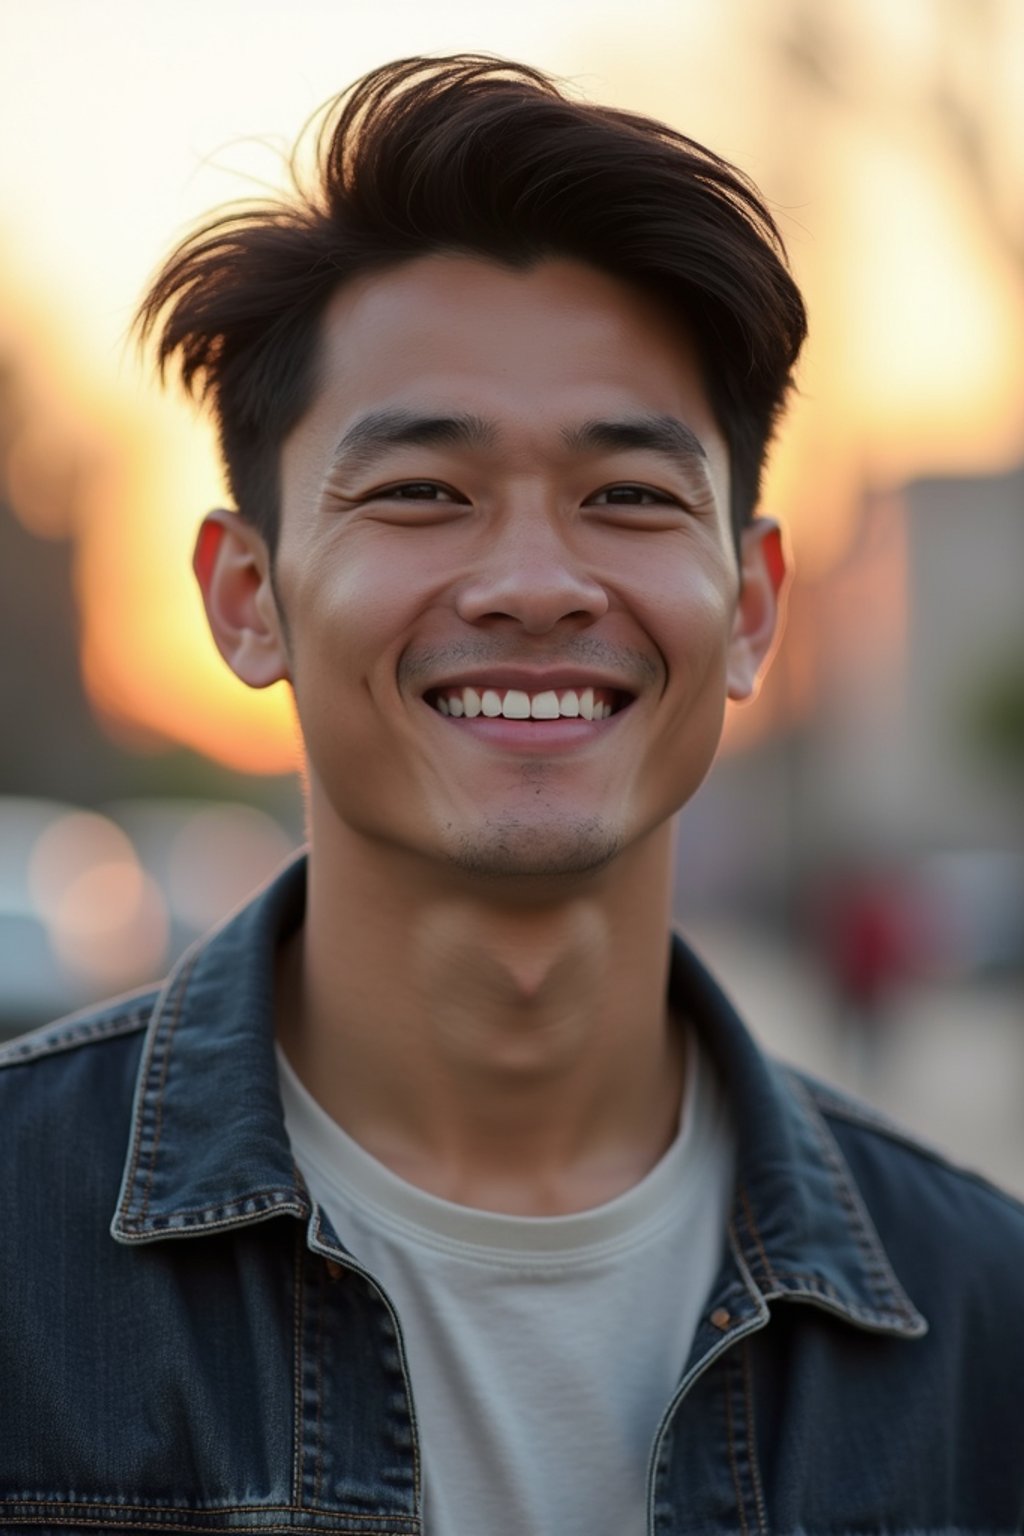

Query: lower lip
424,705,630,753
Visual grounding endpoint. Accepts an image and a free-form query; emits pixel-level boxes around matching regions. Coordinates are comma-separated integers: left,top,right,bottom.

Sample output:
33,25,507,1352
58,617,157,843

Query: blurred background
1,0,1022,1189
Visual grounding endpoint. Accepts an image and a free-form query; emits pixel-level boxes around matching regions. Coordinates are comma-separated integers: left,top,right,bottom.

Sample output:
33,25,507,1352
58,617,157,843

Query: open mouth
425,685,632,721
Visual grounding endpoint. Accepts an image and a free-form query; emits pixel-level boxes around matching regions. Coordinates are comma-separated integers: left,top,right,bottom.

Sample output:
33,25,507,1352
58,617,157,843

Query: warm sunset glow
74,395,302,772
27,809,170,987
2,0,1022,773
832,143,1023,459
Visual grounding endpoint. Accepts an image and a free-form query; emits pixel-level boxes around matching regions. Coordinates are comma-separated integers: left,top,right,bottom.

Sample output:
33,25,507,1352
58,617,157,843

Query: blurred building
677,458,1024,978
0,472,129,804
802,461,1024,855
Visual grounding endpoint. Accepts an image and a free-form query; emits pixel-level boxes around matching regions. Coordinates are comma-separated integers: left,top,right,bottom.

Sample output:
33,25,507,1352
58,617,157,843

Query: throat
280,848,684,1208
412,900,609,1078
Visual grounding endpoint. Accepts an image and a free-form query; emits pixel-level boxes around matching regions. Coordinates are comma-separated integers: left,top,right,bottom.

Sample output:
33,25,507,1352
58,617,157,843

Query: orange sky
2,0,1022,773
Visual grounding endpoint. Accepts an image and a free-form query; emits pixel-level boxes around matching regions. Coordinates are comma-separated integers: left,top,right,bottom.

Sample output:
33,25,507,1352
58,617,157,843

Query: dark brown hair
138,54,807,550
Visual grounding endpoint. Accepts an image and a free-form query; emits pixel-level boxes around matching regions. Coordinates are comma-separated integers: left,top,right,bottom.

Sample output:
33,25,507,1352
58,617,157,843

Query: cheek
677,582,735,689
276,534,450,815
282,533,418,688
626,551,736,693
656,577,735,798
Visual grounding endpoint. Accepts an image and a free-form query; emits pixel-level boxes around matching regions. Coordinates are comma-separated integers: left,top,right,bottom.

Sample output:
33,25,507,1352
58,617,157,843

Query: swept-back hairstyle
138,54,807,550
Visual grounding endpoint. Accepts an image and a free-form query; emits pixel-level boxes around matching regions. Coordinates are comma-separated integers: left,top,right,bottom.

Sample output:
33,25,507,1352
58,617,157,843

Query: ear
193,509,291,689
725,518,787,702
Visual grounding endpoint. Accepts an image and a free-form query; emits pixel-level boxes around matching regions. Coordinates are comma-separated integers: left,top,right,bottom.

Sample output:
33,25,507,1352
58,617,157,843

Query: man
2,55,1022,1536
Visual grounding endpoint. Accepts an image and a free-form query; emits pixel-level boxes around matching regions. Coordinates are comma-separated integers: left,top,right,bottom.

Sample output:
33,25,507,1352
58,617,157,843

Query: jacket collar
112,855,310,1244
112,855,926,1338
666,938,926,1340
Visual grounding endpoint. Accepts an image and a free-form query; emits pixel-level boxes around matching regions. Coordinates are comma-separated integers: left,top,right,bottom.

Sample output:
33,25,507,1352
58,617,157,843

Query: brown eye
387,482,448,499
592,485,676,506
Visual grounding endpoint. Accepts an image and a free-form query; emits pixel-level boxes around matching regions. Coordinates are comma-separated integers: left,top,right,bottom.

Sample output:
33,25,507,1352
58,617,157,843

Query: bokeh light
27,810,169,989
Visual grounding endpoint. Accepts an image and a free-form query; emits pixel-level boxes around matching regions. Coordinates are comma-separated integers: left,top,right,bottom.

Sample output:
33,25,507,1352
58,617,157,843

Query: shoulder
792,1066,1024,1319
797,1066,1024,1220
0,992,154,1188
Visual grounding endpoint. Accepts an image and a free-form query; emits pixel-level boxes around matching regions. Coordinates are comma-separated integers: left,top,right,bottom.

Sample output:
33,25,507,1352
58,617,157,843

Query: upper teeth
433,687,616,721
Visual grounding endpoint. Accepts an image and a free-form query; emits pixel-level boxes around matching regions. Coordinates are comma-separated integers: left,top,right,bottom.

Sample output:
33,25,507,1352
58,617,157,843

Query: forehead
286,254,727,483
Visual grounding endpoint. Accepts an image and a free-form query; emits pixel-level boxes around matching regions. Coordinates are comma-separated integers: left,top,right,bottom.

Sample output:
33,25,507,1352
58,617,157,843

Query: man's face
265,255,778,881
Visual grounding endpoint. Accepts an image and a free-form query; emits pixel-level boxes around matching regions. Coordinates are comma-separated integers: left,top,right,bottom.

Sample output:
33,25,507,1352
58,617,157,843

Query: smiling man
2,55,1023,1536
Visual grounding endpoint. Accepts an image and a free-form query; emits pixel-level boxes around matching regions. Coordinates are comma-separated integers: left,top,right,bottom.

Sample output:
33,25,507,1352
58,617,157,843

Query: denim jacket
2,853,1023,1534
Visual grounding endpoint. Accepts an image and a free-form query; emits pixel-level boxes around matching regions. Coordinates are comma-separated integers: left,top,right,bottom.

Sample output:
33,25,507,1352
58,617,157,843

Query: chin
444,813,625,881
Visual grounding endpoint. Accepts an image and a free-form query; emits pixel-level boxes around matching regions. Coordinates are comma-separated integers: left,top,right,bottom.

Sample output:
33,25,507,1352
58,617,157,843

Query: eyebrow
328,410,497,477
328,408,708,478
561,415,708,472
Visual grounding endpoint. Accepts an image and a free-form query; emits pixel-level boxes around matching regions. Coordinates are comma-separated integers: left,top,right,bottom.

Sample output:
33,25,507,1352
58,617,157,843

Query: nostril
453,570,611,631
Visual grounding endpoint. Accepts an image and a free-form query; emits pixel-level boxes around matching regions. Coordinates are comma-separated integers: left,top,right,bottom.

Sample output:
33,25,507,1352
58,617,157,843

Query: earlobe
193,509,291,689
726,519,787,702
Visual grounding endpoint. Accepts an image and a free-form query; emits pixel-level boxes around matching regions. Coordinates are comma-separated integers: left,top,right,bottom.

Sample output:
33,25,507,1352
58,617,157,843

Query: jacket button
710,1307,732,1330
325,1259,343,1280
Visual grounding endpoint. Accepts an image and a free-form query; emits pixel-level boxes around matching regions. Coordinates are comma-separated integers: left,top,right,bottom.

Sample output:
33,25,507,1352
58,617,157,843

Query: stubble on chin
447,812,623,881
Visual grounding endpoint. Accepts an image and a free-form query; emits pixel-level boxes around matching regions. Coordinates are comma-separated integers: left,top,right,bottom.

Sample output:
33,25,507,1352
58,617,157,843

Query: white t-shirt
277,1030,735,1536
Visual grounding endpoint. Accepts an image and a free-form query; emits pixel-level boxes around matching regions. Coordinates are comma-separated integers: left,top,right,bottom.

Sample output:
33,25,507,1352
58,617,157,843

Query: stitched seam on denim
720,1224,767,1319
740,1341,768,1536
0,1501,411,1516
0,1006,149,1068
292,1225,305,1508
724,1349,751,1536
378,1270,422,1514
788,1074,916,1321
762,1283,917,1330
119,955,195,1221
118,1207,308,1242
2,1519,418,1534
411,1327,422,1519
139,955,198,1224
711,1259,910,1331
0,1517,411,1529
803,1070,1024,1221
765,1269,906,1322
736,1182,778,1291
124,1189,302,1223
797,1071,930,1141
314,1260,326,1506
383,1260,423,1516
0,1505,396,1517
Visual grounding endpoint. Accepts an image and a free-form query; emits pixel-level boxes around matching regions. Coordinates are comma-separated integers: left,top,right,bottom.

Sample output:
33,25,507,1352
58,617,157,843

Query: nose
454,513,609,635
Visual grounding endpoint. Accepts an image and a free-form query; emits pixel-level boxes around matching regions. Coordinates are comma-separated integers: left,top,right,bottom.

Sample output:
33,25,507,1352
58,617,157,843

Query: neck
276,821,686,1215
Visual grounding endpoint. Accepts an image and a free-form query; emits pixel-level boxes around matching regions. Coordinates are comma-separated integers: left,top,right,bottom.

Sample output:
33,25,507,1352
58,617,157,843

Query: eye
587,484,680,507
374,481,468,503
